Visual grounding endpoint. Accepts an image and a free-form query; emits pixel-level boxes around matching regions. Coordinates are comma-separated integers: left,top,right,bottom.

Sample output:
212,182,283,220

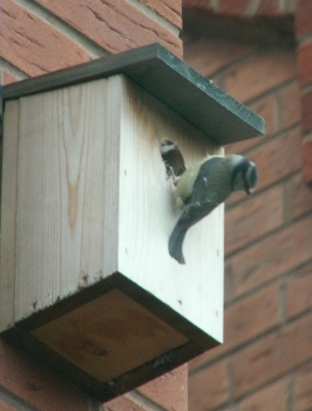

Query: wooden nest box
0,44,264,400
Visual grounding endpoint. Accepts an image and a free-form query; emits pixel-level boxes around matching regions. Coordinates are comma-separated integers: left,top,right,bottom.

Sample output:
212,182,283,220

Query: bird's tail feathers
168,222,189,264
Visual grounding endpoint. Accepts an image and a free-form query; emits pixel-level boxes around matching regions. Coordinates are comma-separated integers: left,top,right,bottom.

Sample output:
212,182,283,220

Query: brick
0,401,15,411
302,138,312,184
225,94,279,154
225,50,297,103
232,314,312,396
137,365,187,411
189,283,280,372
256,0,282,15
189,361,230,411
102,395,144,411
0,339,90,411
302,89,312,134
295,0,312,39
237,379,287,411
183,0,215,10
184,37,256,78
225,185,283,255
279,81,301,129
188,343,224,374
247,127,302,191
228,126,303,204
249,94,279,137
284,0,301,13
285,173,312,219
225,283,280,348
229,214,312,298
286,261,312,318
1,0,89,77
297,42,312,86
215,406,234,411
217,0,250,15
2,72,18,85
34,0,182,58
223,128,302,208
139,0,182,29
224,259,234,303
294,362,312,411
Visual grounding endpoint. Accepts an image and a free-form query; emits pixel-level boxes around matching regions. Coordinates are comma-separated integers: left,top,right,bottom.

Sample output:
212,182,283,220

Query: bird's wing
177,198,219,230
191,157,220,202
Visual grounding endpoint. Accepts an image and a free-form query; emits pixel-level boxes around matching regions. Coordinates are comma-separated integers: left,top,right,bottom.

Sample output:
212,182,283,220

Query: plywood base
31,289,188,383
2,273,218,400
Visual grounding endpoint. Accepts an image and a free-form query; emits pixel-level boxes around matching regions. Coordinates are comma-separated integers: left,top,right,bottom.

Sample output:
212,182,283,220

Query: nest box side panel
1,77,123,324
0,101,20,330
116,76,224,343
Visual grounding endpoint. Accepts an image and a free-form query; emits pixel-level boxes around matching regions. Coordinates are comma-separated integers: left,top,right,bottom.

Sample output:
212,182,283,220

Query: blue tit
161,142,258,264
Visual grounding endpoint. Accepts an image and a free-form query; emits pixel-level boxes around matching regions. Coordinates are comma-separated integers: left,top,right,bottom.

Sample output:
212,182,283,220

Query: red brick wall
0,0,182,82
296,0,312,184
0,1,186,410
183,1,312,410
183,0,312,184
3,0,312,410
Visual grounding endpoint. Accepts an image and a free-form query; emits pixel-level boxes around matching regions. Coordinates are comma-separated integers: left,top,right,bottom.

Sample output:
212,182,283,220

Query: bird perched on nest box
161,140,258,264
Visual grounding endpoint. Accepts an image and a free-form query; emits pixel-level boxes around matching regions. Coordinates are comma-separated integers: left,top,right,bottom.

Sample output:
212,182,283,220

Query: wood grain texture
3,44,265,144
13,77,120,321
0,100,19,331
31,289,188,382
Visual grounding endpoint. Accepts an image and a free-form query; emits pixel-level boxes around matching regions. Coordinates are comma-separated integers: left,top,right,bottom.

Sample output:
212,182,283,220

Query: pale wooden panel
0,101,20,331
14,78,120,321
118,77,224,342
31,289,188,382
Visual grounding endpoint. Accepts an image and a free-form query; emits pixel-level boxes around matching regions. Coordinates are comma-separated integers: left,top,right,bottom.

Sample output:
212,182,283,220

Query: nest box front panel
116,77,224,343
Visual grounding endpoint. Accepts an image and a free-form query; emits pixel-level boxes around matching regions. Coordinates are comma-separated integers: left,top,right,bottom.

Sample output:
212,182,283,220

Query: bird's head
230,155,258,196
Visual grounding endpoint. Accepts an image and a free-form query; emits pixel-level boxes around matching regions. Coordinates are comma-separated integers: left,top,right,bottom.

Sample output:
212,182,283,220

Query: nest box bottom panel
31,290,188,382
1,274,218,400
